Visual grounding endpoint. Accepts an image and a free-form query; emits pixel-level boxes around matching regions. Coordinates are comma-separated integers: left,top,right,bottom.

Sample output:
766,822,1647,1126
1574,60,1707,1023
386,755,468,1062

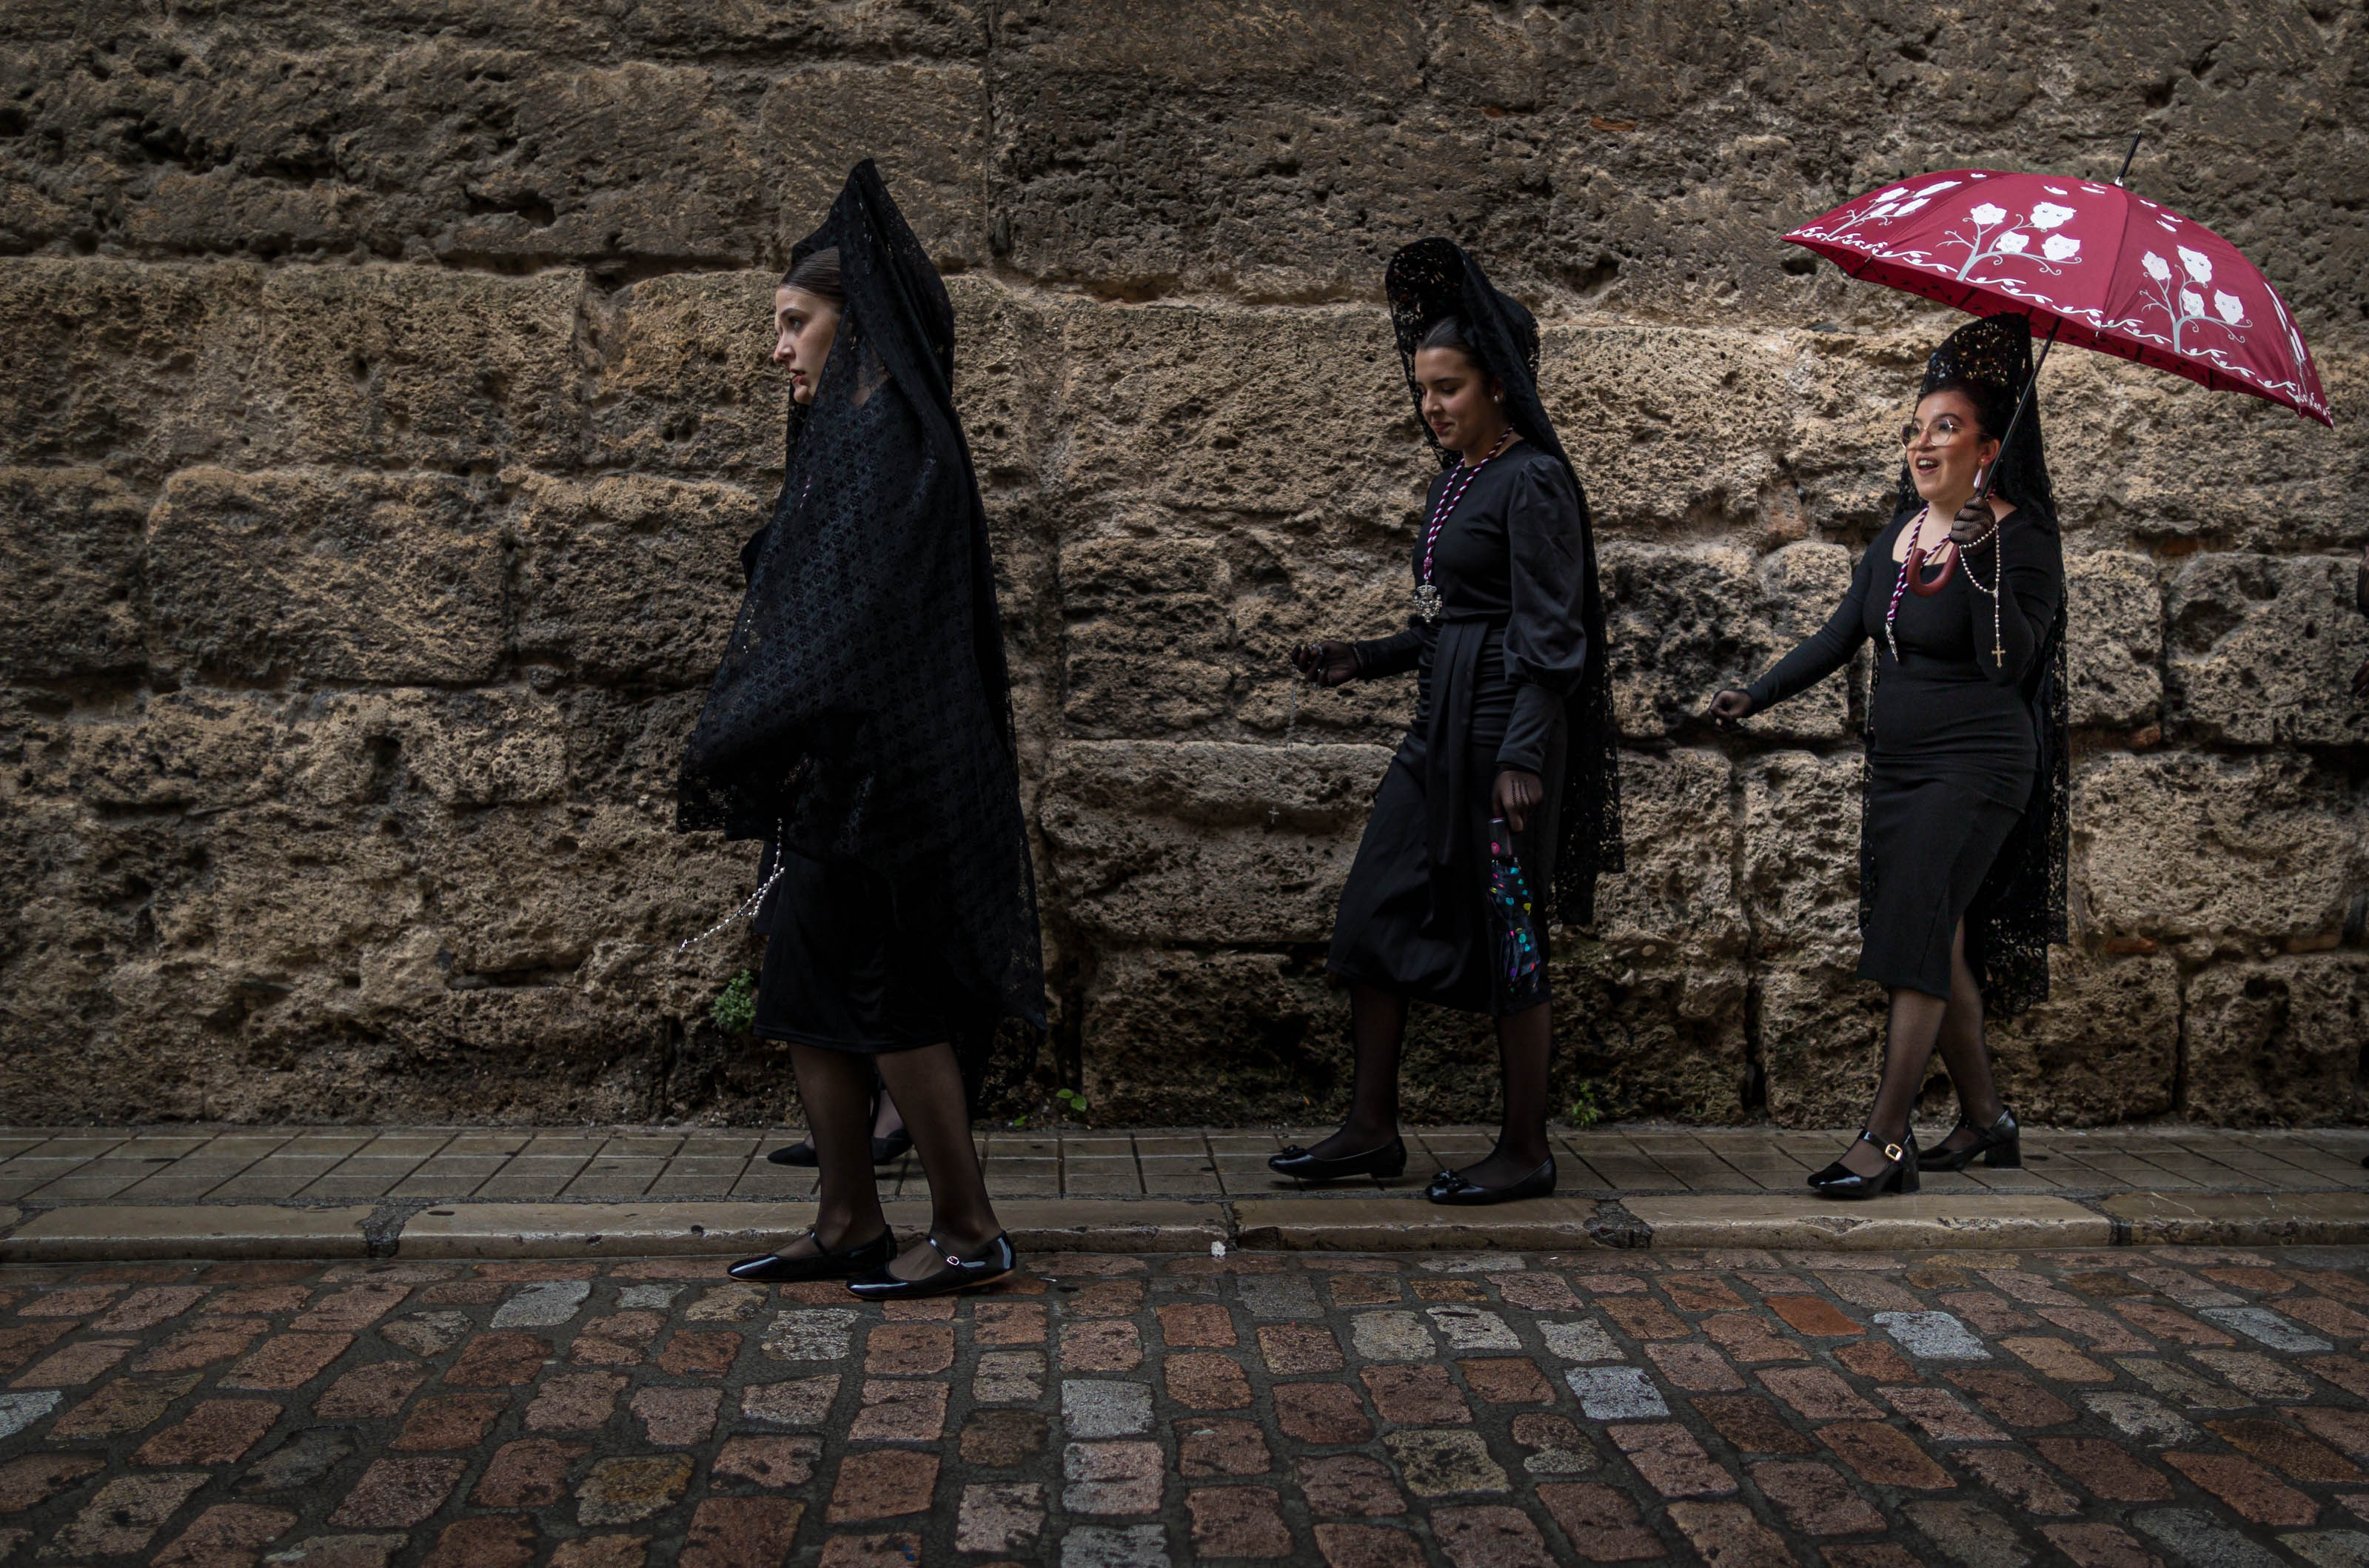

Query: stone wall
2,0,2365,1128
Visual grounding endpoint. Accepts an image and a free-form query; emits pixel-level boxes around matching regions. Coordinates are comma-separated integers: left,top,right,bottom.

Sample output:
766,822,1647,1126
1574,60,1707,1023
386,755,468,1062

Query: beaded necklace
1413,427,1517,623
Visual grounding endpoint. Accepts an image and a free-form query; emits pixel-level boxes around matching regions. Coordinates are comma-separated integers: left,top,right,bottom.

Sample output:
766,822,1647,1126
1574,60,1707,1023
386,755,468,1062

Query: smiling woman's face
774,286,842,405
1413,345,1502,458
1903,388,2001,505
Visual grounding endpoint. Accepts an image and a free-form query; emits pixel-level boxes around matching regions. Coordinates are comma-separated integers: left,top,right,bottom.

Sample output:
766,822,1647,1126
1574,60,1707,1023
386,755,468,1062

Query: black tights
780,1042,1002,1279
1310,984,1554,1187
1837,919,2006,1176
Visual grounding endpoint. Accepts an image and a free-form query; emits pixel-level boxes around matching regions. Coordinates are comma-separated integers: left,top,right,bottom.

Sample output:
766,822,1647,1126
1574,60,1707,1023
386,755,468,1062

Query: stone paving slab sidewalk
11,1243,2369,1567
5,1126,2369,1262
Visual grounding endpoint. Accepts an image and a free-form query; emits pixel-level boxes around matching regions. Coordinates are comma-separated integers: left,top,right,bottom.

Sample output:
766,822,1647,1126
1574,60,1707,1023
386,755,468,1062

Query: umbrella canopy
1786,168,2331,426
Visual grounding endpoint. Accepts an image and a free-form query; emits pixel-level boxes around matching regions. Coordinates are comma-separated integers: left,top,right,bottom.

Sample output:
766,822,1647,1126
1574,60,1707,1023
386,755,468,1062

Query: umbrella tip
2114,133,2143,186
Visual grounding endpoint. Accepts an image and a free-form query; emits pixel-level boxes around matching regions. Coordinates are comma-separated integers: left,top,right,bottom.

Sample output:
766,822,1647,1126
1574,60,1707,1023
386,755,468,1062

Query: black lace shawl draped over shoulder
676,160,1045,1085
1385,238,1624,926
1879,312,2069,1016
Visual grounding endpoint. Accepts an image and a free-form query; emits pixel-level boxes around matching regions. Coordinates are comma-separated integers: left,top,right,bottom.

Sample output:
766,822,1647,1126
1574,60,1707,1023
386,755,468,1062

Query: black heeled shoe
1807,1131,1919,1199
1920,1107,2020,1172
1269,1137,1408,1182
1424,1158,1556,1206
727,1227,896,1282
848,1233,1016,1300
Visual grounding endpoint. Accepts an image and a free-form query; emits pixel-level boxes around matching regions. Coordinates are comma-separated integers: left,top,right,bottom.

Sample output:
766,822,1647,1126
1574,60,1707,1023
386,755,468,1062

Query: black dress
1746,504,2065,999
1328,443,1590,1016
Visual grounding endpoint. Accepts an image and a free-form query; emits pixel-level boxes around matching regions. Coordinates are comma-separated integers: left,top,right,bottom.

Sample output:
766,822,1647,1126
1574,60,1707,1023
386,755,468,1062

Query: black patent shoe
848,1233,1016,1300
727,1227,896,1281
1807,1131,1920,1199
1920,1107,2020,1172
1269,1137,1409,1182
765,1139,820,1167
1424,1158,1557,1206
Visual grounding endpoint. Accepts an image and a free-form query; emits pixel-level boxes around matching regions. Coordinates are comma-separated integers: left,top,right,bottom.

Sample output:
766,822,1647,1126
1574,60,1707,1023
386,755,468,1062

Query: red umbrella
1786,163,2331,426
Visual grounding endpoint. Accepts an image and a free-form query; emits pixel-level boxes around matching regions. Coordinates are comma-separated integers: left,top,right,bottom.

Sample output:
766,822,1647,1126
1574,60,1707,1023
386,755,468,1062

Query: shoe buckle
1882,1142,1905,1163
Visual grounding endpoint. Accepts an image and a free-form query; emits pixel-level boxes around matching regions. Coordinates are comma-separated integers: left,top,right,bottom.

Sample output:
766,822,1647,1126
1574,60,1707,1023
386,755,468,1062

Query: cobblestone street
13,1245,2369,1564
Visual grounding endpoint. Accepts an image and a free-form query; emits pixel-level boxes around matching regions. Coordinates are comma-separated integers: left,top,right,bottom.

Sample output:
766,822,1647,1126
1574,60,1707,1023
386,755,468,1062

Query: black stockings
1838,921,2006,1177
1310,983,1553,1185
783,1042,999,1278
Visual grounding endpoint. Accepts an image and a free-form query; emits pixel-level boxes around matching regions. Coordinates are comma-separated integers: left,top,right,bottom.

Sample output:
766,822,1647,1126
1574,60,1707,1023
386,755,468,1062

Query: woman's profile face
774,286,842,406
1903,389,2001,504
1413,346,1501,454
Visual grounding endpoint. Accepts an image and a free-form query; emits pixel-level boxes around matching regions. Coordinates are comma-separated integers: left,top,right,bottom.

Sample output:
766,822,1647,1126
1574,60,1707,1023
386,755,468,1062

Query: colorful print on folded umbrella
1786,167,2330,426
1487,817,1546,1008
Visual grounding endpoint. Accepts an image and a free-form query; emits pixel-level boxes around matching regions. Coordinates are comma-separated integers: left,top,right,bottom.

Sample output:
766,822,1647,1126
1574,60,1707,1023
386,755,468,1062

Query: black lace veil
1384,238,1624,926
1874,312,2069,1015
677,161,1045,1089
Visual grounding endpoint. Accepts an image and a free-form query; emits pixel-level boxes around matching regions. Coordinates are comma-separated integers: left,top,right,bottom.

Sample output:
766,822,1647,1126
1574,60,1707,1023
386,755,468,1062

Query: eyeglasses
1900,415,1974,448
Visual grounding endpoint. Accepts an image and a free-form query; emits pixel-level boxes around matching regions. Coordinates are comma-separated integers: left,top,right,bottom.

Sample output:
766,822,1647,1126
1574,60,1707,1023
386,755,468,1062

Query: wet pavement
10,1244,2369,1564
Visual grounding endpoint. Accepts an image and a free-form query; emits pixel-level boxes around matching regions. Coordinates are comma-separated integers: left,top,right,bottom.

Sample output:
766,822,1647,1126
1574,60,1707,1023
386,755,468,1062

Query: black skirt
752,850,952,1052
1860,656,2039,999
1328,726,1564,1018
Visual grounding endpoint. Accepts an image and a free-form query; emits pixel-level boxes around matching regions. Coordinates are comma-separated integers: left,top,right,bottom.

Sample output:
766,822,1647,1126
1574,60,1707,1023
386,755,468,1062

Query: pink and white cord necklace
1413,427,1516,623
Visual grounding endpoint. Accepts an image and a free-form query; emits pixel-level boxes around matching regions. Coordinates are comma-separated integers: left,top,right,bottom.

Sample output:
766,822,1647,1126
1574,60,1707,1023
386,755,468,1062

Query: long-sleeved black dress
1746,503,2065,999
1328,442,1590,1015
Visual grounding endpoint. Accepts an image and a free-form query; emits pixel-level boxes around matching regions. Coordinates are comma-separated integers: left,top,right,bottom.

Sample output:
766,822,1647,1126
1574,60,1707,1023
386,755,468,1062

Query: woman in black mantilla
1708,313,2069,1198
1273,239,1622,1205
677,162,1045,1295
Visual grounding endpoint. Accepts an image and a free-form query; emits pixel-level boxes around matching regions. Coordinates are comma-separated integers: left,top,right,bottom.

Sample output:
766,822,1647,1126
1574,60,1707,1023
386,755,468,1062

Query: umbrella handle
1906,540,1959,596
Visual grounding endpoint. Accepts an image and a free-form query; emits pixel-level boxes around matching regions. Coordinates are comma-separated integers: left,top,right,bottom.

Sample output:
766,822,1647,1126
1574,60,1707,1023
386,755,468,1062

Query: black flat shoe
1808,1131,1919,1199
1424,1159,1556,1206
1920,1107,2020,1172
727,1227,895,1281
1269,1137,1409,1182
765,1130,914,1168
848,1233,1016,1300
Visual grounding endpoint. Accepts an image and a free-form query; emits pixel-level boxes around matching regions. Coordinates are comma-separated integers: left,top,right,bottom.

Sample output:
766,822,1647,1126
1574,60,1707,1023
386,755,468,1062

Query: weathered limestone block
2080,751,2367,945
1590,747,1743,962
1231,545,1411,747
1600,543,1759,743
2168,552,2369,748
0,258,264,482
148,468,504,684
1544,325,1789,537
758,64,988,268
0,469,147,679
1600,540,1849,743
1740,540,1855,743
949,275,1057,488
2185,956,2369,1127
1742,749,1861,962
990,0,1432,295
1555,946,1750,1125
510,472,760,687
172,0,988,59
1758,962,1886,1129
1052,300,1423,526
1078,948,1347,1125
15,689,298,814
252,267,583,472
1059,535,1237,736
589,272,785,478
1777,329,1927,533
1986,952,2180,1125
0,36,768,266
2065,551,2162,729
1037,739,1389,945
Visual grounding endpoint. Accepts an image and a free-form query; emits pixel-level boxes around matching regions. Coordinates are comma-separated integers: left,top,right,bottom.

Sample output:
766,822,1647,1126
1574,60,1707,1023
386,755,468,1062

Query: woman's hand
1706,688,1755,727
1492,768,1544,832
1293,640,1358,688
1949,495,1999,552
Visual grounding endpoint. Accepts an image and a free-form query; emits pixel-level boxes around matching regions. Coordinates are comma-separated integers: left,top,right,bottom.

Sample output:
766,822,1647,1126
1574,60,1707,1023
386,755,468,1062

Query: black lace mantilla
1384,238,1624,926
1866,312,2069,1016
676,161,1045,1092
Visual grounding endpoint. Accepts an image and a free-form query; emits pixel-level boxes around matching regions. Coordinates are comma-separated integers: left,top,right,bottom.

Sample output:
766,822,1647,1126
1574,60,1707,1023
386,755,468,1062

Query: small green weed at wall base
1567,1082,1603,1130
710,970,756,1036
